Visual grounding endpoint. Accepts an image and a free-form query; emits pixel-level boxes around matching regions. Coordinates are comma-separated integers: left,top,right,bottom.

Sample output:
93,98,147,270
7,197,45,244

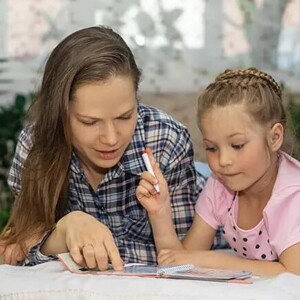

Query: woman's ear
268,123,284,152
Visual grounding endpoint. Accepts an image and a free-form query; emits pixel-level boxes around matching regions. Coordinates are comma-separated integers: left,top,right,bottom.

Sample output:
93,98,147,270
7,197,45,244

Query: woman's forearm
40,222,67,255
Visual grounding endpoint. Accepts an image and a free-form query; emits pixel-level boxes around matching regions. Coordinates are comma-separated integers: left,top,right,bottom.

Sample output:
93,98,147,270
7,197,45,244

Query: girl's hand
158,249,202,266
55,211,124,271
136,148,170,217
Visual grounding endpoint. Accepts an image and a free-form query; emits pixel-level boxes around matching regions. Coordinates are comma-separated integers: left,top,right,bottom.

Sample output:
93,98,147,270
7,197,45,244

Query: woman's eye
232,144,244,150
118,115,131,120
81,120,96,126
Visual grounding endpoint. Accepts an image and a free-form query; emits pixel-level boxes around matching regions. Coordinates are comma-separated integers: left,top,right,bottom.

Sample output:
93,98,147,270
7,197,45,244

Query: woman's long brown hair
1,26,141,254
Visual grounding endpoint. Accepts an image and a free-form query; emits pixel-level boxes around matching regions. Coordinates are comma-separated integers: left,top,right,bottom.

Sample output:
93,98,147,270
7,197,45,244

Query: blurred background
0,0,300,222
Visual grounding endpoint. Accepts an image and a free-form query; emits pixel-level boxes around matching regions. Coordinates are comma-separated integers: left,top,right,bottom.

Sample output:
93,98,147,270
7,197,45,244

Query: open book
58,253,252,283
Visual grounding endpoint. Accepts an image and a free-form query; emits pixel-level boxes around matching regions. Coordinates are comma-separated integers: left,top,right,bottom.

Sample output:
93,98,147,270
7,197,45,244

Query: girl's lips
221,173,241,179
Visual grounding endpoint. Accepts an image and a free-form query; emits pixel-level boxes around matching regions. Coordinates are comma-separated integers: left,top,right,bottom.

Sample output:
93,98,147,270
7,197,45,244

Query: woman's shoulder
136,104,193,171
17,124,35,150
138,103,188,134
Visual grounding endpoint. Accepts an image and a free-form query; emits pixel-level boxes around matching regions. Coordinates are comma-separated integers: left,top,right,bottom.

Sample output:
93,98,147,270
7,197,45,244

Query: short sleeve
195,175,220,230
265,188,300,256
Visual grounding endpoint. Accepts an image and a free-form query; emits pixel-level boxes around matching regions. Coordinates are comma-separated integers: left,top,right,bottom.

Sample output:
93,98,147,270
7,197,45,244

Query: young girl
136,68,300,276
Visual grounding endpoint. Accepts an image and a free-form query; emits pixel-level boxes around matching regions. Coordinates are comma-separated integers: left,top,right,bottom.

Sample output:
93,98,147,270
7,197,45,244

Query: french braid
213,68,281,98
198,67,286,128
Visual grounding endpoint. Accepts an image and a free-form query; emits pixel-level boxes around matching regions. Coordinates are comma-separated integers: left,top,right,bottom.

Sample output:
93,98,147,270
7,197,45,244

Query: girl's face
199,104,279,193
69,75,138,175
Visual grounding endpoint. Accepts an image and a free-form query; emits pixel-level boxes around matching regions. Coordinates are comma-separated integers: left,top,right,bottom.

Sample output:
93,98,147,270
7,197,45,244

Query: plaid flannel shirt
8,104,227,266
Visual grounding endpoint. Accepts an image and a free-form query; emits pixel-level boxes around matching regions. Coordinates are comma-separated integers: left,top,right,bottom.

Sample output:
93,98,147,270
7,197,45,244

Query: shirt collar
120,113,146,176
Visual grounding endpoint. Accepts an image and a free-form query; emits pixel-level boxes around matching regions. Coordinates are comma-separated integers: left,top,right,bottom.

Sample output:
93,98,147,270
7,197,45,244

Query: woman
0,26,204,270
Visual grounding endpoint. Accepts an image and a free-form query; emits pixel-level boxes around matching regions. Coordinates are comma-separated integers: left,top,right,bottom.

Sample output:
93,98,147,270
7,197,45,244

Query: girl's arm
157,211,300,276
136,149,216,252
279,242,300,275
157,214,299,275
183,214,216,250
136,149,183,251
158,240,300,276
146,205,183,251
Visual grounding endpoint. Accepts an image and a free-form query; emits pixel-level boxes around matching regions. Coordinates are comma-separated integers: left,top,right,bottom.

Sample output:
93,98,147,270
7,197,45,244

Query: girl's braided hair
197,67,286,128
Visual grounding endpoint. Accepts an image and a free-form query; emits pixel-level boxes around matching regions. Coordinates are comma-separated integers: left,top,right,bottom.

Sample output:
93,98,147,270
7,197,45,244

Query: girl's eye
232,144,244,150
205,147,217,152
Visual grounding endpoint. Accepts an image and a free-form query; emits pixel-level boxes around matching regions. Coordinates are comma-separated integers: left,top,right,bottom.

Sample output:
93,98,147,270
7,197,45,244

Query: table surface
0,261,300,300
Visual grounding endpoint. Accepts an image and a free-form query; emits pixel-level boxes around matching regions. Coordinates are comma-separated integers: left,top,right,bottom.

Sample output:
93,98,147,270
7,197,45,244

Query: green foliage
0,93,34,232
288,99,300,139
0,207,11,232
287,97,300,160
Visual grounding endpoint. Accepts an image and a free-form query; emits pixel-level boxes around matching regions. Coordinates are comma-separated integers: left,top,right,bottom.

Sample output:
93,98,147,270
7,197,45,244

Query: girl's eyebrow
203,133,246,143
228,133,246,138
76,107,135,120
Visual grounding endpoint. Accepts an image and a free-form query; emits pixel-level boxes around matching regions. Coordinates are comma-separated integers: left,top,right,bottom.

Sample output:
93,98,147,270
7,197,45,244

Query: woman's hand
51,211,124,271
136,148,171,217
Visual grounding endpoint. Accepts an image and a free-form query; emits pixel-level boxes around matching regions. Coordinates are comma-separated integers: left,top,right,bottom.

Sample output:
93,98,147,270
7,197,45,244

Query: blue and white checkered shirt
9,104,212,265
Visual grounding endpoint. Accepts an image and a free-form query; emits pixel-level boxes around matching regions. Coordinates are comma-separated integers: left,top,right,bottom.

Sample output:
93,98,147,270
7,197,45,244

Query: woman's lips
94,148,120,160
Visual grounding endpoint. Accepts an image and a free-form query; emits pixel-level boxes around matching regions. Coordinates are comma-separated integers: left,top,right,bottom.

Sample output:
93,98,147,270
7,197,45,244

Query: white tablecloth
0,261,300,300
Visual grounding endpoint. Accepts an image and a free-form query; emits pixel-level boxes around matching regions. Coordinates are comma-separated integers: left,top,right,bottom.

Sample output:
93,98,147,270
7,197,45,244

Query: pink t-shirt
195,152,300,261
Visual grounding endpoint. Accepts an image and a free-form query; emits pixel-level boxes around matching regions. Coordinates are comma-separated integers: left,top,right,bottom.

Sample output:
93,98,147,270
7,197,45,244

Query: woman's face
69,75,138,175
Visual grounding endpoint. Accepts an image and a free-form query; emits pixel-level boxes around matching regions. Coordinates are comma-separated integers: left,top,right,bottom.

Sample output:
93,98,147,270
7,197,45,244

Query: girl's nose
219,149,233,167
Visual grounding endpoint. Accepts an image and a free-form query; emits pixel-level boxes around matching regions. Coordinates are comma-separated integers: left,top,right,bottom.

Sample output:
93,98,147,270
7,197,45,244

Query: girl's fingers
153,162,166,184
157,249,173,265
140,171,158,186
145,148,157,166
144,148,166,186
158,254,172,265
139,178,158,196
136,185,151,200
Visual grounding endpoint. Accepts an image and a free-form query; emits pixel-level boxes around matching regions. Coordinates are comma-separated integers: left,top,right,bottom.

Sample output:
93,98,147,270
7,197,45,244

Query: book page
159,265,252,282
58,252,252,283
58,253,158,277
